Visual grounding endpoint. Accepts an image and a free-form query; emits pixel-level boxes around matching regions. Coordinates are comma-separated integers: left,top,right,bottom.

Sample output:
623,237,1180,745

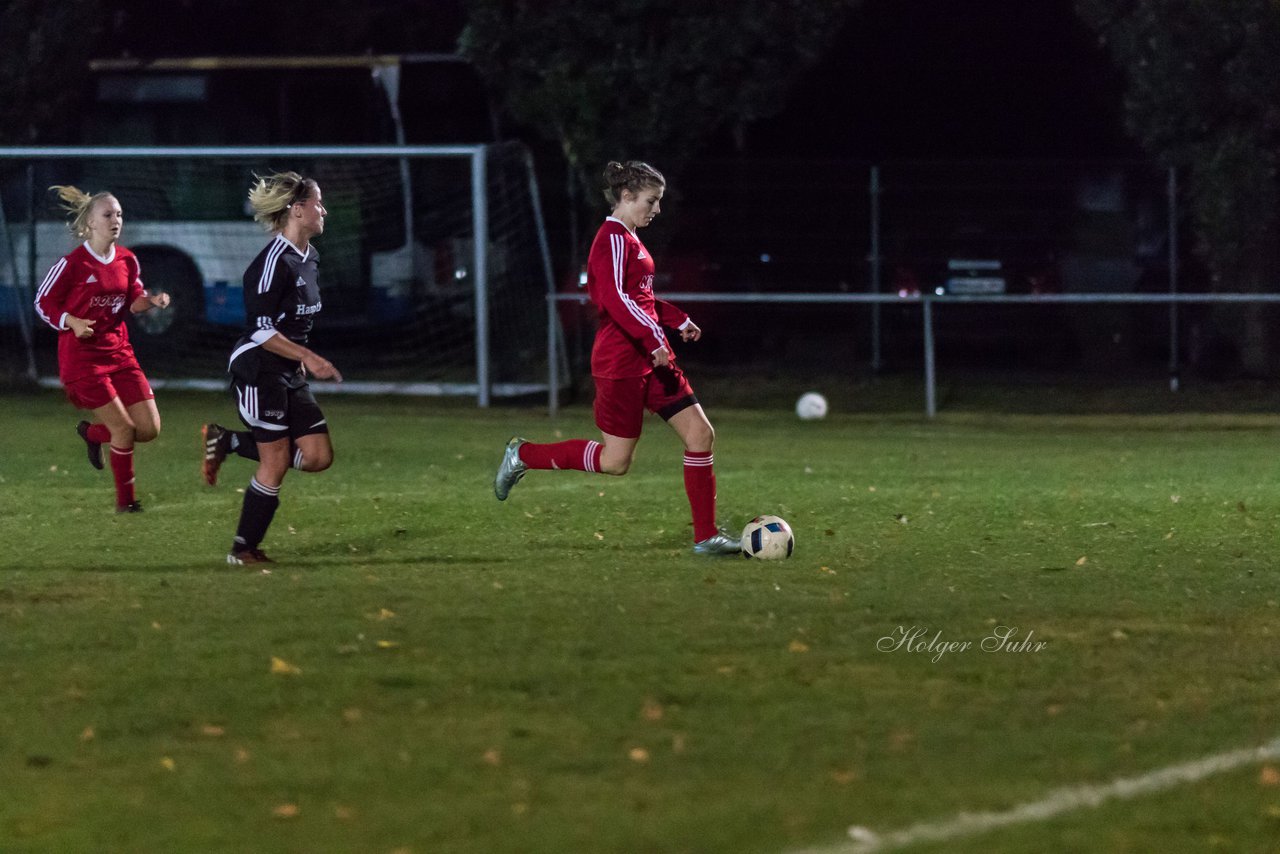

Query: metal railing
548,291,1280,418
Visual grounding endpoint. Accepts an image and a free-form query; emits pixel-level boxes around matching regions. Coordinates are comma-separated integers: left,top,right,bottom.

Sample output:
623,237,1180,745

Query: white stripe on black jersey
228,235,323,380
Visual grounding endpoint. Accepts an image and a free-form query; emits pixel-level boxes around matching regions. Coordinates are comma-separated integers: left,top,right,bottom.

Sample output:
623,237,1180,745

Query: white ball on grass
741,515,795,560
795,391,828,420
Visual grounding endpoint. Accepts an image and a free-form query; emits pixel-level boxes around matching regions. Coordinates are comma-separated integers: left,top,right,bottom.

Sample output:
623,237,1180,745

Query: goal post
0,143,557,404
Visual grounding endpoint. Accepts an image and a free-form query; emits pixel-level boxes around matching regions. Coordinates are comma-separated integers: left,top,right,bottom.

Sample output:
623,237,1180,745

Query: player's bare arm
131,291,171,313
259,332,343,382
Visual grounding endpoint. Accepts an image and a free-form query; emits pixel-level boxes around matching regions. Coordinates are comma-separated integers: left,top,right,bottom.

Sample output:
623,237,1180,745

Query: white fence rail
548,292,1280,418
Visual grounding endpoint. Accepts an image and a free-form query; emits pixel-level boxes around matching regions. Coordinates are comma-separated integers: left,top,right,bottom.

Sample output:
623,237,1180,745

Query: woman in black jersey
202,171,343,566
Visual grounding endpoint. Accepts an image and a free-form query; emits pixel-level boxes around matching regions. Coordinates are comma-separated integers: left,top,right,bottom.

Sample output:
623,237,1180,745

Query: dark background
95,0,1132,161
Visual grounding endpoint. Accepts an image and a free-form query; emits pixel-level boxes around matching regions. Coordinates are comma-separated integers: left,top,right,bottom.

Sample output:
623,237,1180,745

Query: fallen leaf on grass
628,747,650,763
342,708,362,724
483,748,502,766
80,726,95,742
200,725,225,737
1260,765,1280,787
641,698,664,721
788,640,810,654
334,805,354,820
272,803,300,819
1075,556,1088,566
270,656,302,675
376,640,400,649
369,608,396,621
160,757,176,772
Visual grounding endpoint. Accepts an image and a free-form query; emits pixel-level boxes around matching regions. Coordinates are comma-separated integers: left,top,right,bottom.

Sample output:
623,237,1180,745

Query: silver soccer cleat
692,529,742,556
494,436,528,501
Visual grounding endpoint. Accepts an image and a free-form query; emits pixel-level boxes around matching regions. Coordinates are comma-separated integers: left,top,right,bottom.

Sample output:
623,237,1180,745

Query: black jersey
228,234,322,382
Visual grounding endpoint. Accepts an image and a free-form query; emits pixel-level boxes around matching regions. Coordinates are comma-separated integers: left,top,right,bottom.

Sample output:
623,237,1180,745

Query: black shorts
232,371,329,444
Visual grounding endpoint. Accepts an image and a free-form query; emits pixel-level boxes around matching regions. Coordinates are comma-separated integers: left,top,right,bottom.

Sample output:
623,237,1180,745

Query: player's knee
110,422,137,447
296,447,333,472
134,423,160,443
599,454,631,476
685,422,715,453
306,451,333,472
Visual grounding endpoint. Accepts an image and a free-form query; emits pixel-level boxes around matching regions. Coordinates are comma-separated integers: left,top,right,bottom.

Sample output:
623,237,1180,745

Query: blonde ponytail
247,171,315,231
50,185,115,239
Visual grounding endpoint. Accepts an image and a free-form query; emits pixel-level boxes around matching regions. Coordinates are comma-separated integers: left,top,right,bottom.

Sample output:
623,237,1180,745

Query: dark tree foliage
459,0,858,195
0,0,107,143
1077,0,1280,294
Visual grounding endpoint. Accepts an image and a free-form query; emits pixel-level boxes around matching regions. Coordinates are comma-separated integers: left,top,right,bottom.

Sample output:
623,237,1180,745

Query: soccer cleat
201,423,230,486
227,547,273,566
493,436,528,501
77,420,104,470
115,501,144,513
692,529,742,556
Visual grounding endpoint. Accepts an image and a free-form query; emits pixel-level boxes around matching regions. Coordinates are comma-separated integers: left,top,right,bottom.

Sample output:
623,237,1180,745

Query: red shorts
63,364,155,411
593,365,698,439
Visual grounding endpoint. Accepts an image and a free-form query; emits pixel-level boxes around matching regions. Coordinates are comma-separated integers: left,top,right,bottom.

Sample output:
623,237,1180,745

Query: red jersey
585,217,690,379
34,243,146,382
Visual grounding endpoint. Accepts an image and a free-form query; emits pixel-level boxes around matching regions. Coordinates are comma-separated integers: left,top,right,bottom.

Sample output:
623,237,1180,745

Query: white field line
789,736,1280,854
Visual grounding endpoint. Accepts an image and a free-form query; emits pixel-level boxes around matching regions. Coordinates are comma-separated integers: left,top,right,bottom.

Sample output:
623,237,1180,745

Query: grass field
2,387,1279,853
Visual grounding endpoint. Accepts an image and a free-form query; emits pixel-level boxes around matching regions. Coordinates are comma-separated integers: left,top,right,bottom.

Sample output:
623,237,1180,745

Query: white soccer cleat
494,437,528,501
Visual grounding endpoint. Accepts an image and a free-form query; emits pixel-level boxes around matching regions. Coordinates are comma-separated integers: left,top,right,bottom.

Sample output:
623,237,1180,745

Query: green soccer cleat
493,437,528,501
692,530,742,556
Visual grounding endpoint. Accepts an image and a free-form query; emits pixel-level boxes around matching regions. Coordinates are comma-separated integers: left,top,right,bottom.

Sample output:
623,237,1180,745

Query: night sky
738,0,1134,160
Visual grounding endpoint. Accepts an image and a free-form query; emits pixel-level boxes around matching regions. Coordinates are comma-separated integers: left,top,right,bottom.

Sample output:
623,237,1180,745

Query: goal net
0,143,554,401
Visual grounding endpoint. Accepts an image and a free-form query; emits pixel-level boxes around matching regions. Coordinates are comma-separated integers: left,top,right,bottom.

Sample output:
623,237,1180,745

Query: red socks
109,445,136,507
514,440,718,542
86,424,111,444
683,451,718,542
518,439,602,472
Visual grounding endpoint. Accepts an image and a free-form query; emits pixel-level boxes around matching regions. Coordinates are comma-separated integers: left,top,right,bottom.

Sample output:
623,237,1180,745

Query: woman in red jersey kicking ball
34,186,172,513
494,160,739,555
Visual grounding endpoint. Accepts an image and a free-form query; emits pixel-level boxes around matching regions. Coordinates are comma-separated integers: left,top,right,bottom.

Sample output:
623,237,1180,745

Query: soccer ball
741,515,795,560
795,392,828,420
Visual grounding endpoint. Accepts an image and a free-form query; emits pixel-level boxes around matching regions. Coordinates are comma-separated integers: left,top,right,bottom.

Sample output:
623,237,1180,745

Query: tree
1076,0,1280,372
0,0,107,143
459,0,858,237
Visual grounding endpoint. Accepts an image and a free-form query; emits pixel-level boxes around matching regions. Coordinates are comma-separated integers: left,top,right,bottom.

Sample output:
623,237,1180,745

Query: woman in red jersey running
34,186,171,513
494,160,739,555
